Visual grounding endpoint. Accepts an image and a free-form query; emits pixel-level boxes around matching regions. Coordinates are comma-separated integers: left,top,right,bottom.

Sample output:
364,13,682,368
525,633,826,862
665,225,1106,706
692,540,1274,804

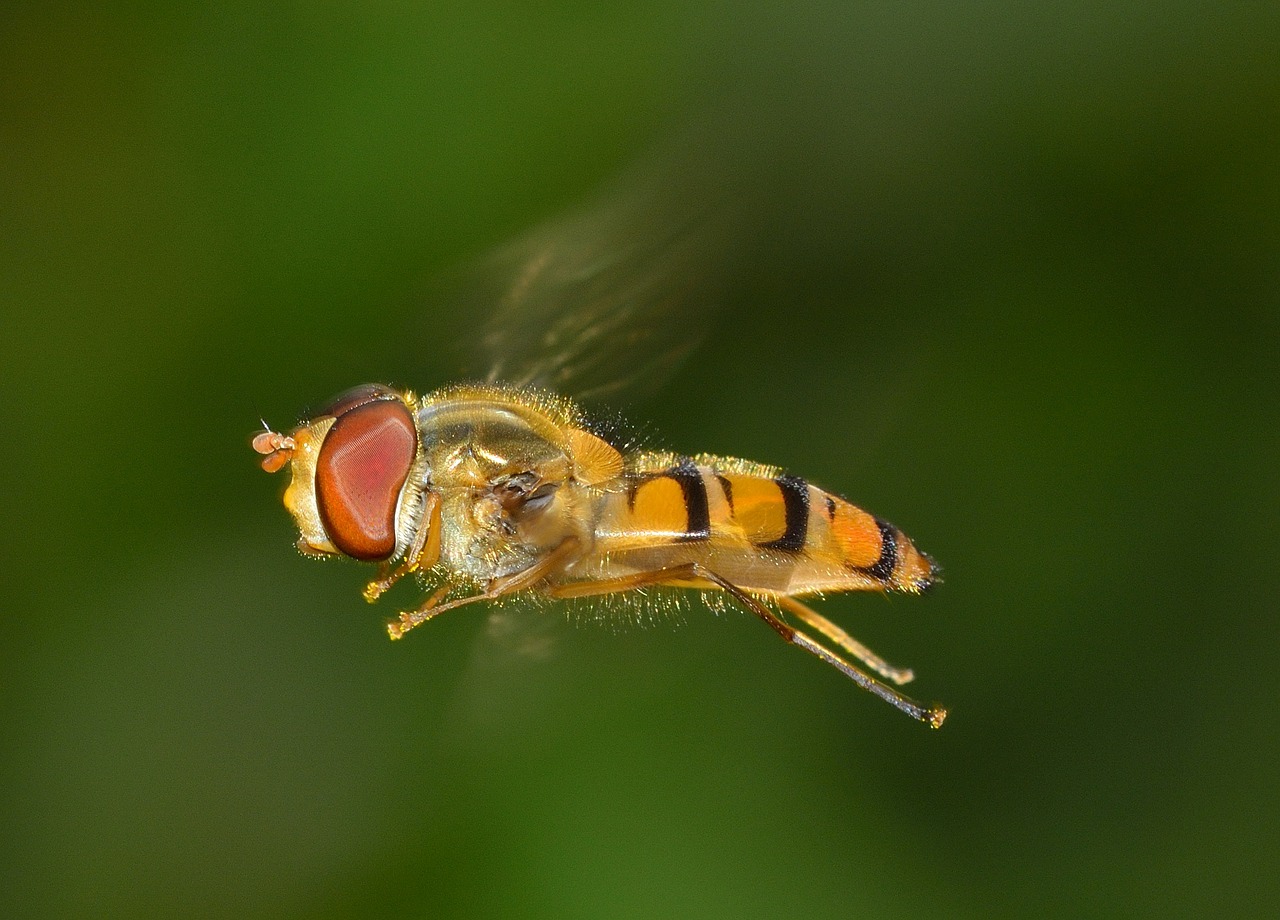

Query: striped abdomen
584,455,936,597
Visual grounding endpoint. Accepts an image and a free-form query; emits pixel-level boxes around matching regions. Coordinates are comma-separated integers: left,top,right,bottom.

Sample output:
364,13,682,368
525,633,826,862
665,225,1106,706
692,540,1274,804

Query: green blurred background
3,2,1277,918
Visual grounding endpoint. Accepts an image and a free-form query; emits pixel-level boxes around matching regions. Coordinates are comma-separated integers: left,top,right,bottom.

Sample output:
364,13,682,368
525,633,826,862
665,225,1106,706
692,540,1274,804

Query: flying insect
253,162,947,727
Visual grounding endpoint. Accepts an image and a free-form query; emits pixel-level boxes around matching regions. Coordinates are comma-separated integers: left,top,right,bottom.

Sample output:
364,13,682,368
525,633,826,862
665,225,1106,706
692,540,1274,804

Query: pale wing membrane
427,153,752,667
466,158,747,404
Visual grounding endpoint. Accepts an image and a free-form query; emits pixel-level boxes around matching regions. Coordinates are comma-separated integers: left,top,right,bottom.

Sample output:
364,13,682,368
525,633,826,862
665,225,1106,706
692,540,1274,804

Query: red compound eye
315,398,417,560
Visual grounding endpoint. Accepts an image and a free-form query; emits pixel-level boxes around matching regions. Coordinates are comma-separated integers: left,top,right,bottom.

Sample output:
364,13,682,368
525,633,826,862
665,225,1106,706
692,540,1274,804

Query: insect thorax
415,389,589,580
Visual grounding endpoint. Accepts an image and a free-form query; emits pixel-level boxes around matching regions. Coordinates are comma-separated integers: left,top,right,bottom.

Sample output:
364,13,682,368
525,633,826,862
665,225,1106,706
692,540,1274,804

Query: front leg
363,492,442,603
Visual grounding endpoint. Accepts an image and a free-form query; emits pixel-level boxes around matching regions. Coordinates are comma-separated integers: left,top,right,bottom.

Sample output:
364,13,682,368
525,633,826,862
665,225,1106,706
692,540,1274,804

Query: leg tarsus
387,583,456,639
364,564,400,604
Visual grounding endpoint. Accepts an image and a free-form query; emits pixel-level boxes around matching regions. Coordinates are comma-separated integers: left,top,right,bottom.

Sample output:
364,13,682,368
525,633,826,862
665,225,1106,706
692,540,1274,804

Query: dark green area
3,3,1277,918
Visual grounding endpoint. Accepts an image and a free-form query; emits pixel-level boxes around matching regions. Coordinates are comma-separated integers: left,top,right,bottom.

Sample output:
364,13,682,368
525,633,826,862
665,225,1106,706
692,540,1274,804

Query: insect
253,162,947,727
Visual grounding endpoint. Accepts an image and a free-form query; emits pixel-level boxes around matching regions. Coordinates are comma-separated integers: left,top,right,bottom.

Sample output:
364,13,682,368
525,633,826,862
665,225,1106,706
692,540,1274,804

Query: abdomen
576,453,936,597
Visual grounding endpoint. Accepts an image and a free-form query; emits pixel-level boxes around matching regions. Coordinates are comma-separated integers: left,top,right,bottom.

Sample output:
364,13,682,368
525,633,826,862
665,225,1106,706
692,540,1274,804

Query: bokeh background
3,2,1277,918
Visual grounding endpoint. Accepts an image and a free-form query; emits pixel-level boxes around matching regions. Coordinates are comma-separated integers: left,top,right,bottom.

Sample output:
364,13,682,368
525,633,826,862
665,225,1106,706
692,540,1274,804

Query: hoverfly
253,159,947,728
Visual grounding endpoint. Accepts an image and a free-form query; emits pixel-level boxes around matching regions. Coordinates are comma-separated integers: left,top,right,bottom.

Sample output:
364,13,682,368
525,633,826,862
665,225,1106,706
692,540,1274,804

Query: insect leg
387,536,582,639
364,492,442,603
385,583,487,639
776,595,915,686
547,564,946,728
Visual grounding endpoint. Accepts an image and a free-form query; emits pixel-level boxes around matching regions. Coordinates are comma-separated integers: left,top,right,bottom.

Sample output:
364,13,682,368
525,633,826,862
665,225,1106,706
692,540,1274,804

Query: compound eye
315,398,417,560
315,383,396,419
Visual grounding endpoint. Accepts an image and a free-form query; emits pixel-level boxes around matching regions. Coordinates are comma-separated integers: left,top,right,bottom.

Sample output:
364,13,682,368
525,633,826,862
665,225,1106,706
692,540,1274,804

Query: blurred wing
421,149,759,687
450,154,748,404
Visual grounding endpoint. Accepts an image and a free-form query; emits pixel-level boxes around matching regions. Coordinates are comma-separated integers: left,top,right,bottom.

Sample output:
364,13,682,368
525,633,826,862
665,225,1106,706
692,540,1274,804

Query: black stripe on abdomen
760,473,809,553
670,459,711,542
859,518,898,581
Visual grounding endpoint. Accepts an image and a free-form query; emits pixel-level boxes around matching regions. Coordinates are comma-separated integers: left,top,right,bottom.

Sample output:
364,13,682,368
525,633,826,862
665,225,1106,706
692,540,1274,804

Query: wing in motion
445,151,754,404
